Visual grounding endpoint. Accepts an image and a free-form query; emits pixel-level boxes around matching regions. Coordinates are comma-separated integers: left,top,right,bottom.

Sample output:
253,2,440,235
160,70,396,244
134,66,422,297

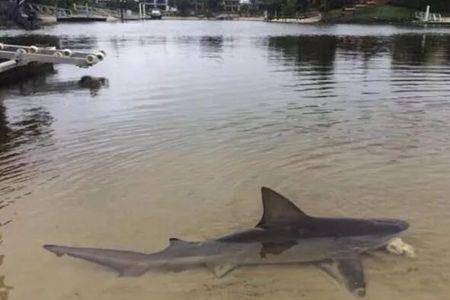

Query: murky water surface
1,21,450,299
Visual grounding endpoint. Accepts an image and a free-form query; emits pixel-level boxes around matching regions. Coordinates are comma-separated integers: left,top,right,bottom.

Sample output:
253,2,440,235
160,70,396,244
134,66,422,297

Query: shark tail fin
257,187,310,228
43,244,150,277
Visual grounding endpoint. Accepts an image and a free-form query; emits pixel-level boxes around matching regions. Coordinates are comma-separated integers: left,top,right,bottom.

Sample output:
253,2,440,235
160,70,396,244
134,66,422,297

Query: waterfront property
222,0,240,12
142,0,169,11
413,5,450,25
190,0,207,12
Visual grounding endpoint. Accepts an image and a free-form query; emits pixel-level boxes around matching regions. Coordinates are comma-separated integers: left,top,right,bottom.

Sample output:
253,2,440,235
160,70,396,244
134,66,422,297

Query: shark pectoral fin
317,257,366,297
335,257,366,297
118,265,150,277
206,262,237,278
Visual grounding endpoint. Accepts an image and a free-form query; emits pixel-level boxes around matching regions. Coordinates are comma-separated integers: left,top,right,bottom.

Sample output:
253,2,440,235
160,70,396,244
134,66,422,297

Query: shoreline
1,15,450,30
2,2,449,29
162,16,450,26
162,16,265,21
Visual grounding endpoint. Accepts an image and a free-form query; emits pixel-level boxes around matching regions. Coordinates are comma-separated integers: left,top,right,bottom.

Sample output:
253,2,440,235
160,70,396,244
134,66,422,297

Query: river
0,21,450,299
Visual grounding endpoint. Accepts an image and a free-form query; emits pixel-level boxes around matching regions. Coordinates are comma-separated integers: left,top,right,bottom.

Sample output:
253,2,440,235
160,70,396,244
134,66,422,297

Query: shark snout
373,218,409,233
43,244,67,257
397,220,409,231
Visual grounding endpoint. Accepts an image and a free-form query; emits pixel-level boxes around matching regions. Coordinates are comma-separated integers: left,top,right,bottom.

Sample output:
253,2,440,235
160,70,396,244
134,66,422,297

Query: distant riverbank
2,4,449,29
163,5,447,25
163,16,264,21
323,5,423,24
2,21,450,300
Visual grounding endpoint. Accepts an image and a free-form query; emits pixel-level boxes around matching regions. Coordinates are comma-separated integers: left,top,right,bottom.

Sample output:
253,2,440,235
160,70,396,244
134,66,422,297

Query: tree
207,0,220,12
174,0,192,15
391,0,450,12
262,0,313,17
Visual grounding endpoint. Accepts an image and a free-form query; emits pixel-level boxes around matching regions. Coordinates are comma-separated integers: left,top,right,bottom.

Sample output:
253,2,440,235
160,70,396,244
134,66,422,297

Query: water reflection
0,96,10,148
267,36,337,99
268,34,450,69
264,33,450,165
338,35,388,63
200,36,224,59
59,35,98,50
391,34,450,66
268,36,337,69
0,34,59,47
0,94,54,191
13,76,109,97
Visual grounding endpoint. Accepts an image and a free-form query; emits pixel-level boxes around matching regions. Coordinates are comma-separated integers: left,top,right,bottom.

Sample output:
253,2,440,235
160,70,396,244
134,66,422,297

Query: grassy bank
323,5,415,24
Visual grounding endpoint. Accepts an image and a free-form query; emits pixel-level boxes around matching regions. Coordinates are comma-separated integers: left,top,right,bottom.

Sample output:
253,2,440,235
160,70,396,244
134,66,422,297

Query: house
191,0,207,12
222,0,239,12
143,0,169,11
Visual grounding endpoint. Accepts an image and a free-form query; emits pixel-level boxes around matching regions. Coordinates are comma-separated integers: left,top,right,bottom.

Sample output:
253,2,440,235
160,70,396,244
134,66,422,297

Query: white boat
150,9,162,19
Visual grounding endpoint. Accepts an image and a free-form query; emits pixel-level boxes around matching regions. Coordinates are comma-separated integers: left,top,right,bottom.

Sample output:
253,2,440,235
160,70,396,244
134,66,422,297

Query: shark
44,187,409,297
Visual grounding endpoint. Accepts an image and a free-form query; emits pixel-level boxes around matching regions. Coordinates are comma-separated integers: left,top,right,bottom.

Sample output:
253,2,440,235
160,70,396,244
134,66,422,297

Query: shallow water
0,21,450,299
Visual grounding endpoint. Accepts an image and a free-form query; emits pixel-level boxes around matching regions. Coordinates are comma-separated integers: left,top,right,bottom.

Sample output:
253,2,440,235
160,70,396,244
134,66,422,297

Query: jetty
56,4,117,22
414,5,450,25
0,43,106,85
266,14,322,24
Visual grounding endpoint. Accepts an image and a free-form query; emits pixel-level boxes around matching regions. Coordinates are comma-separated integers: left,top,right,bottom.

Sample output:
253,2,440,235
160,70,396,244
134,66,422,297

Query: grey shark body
44,187,409,296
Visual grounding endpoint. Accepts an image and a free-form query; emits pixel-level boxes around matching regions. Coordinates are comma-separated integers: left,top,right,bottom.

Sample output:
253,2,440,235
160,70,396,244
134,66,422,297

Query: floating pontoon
0,43,105,74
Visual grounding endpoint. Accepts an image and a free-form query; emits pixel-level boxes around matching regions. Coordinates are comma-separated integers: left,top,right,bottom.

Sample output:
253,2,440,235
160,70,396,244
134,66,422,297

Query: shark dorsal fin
256,187,309,228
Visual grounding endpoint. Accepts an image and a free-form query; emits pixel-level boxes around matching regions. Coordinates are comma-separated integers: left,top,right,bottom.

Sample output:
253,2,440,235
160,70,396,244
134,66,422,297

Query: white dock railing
414,5,443,23
0,43,106,74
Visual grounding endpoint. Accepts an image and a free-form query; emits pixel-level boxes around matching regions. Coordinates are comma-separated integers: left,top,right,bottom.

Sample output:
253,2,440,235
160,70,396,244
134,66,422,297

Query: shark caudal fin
256,187,310,228
43,244,150,276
